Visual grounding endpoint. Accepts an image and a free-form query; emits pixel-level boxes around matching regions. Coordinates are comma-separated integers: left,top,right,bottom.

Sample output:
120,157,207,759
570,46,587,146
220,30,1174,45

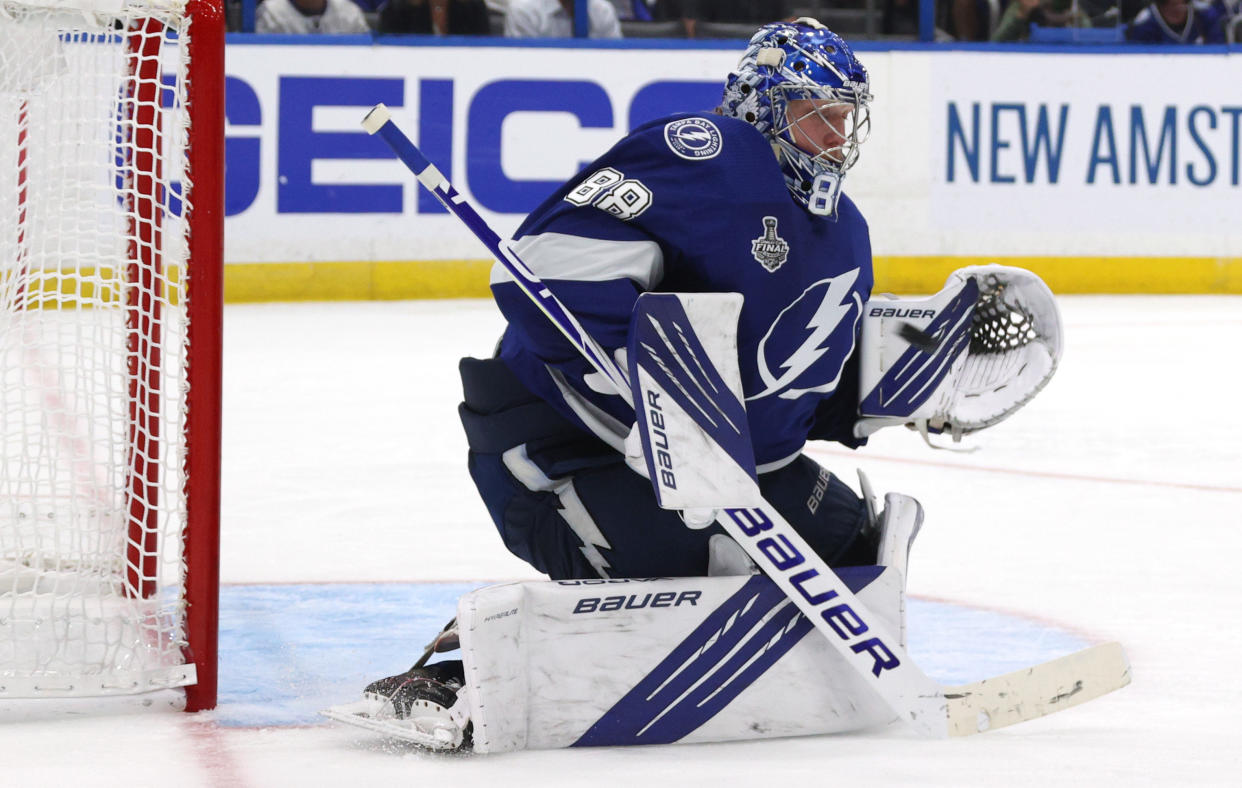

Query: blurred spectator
1071,0,1147,27
669,0,786,21
660,0,788,37
1125,0,1212,40
504,0,623,36
601,0,654,19
951,0,983,39
991,0,1089,40
882,0,919,35
255,0,370,32
1200,0,1239,40
623,0,656,19
377,0,491,33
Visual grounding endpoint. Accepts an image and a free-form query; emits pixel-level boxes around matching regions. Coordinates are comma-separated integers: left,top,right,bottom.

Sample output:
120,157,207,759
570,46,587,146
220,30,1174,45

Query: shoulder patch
663,117,723,161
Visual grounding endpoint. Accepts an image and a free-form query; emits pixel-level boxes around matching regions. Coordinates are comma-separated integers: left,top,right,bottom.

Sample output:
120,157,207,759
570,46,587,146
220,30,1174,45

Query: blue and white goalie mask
719,18,872,218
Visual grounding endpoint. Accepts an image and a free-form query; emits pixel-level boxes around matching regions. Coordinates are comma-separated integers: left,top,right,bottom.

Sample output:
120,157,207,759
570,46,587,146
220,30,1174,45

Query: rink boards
218,39,1242,297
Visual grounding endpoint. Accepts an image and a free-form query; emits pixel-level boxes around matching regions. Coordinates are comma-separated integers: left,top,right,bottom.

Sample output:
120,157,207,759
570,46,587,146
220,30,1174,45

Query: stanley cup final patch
751,216,789,272
663,118,723,160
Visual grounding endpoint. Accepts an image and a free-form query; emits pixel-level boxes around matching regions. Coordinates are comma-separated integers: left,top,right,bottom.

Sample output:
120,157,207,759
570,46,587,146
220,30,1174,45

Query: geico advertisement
224,44,733,262
223,44,1239,263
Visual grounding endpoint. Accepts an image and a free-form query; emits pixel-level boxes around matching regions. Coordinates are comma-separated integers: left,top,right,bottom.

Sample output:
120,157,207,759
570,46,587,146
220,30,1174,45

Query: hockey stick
361,104,1130,738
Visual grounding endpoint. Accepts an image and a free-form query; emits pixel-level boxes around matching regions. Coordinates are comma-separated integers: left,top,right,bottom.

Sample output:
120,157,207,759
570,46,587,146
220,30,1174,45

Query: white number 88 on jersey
564,167,653,222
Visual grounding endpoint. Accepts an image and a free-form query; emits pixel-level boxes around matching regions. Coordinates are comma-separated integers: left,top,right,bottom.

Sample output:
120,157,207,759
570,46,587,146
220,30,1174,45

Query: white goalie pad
457,566,905,753
857,265,1063,439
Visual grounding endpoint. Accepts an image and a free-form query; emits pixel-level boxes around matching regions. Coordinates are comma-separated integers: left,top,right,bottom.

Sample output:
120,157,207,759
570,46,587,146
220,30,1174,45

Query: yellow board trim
0,266,185,308
223,260,494,302
219,256,1242,303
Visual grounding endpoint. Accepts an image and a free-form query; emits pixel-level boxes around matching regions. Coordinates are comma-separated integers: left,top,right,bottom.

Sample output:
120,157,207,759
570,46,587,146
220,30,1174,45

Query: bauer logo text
868,307,937,319
724,507,901,677
645,390,677,490
573,591,702,614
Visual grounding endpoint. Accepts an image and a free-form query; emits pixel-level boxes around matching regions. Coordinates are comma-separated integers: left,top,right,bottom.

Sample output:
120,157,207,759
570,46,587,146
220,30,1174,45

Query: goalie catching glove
854,264,1063,442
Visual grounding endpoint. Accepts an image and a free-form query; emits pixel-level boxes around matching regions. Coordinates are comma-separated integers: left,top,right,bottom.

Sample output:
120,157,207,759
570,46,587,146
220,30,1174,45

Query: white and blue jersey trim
493,232,664,289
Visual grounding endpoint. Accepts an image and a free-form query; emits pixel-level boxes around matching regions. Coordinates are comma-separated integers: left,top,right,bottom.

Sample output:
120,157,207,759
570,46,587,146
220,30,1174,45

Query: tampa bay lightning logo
749,269,864,401
663,118,723,161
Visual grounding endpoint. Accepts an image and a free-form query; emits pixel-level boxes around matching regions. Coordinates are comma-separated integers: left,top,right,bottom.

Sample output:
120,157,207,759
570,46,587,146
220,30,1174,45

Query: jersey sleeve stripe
492,232,664,290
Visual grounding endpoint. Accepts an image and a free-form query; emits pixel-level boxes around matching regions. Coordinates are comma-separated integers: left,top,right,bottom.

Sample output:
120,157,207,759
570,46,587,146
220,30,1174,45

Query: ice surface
5,296,1240,786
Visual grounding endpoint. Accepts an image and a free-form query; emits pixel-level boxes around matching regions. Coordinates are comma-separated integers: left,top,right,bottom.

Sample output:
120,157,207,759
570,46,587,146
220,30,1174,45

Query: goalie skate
321,661,471,751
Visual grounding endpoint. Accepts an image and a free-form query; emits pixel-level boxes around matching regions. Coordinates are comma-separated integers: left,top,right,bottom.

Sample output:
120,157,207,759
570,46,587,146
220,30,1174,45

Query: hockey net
0,0,222,707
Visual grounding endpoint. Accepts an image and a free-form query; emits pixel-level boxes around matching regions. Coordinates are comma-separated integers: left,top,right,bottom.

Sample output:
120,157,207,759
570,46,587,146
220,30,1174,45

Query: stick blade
943,641,1131,737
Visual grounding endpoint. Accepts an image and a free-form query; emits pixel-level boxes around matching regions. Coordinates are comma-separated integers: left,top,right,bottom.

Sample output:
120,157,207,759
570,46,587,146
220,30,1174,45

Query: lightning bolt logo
749,269,863,401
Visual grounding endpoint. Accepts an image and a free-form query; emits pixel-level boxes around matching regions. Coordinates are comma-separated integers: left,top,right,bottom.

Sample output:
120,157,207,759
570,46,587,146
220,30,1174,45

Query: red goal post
1,0,223,711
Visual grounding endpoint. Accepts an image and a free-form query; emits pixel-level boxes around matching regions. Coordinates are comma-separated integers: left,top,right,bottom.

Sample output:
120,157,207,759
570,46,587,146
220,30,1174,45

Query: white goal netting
1,0,198,697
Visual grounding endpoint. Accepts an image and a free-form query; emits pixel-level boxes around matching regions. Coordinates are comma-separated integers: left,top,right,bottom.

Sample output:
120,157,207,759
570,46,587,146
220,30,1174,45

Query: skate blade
321,701,462,751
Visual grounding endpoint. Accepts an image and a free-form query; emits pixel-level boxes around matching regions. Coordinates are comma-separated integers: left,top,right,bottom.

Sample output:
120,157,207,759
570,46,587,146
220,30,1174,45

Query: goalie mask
719,18,872,218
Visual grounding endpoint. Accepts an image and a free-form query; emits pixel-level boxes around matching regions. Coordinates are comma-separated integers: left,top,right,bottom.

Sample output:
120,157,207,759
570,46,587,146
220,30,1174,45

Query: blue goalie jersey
492,112,874,469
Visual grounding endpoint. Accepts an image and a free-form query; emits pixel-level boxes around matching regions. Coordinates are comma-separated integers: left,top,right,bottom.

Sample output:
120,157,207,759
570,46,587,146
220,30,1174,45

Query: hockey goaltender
323,17,1129,752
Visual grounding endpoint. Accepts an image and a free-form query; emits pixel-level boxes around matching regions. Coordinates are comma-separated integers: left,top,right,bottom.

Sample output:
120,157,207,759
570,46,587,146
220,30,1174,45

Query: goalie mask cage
0,0,222,710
